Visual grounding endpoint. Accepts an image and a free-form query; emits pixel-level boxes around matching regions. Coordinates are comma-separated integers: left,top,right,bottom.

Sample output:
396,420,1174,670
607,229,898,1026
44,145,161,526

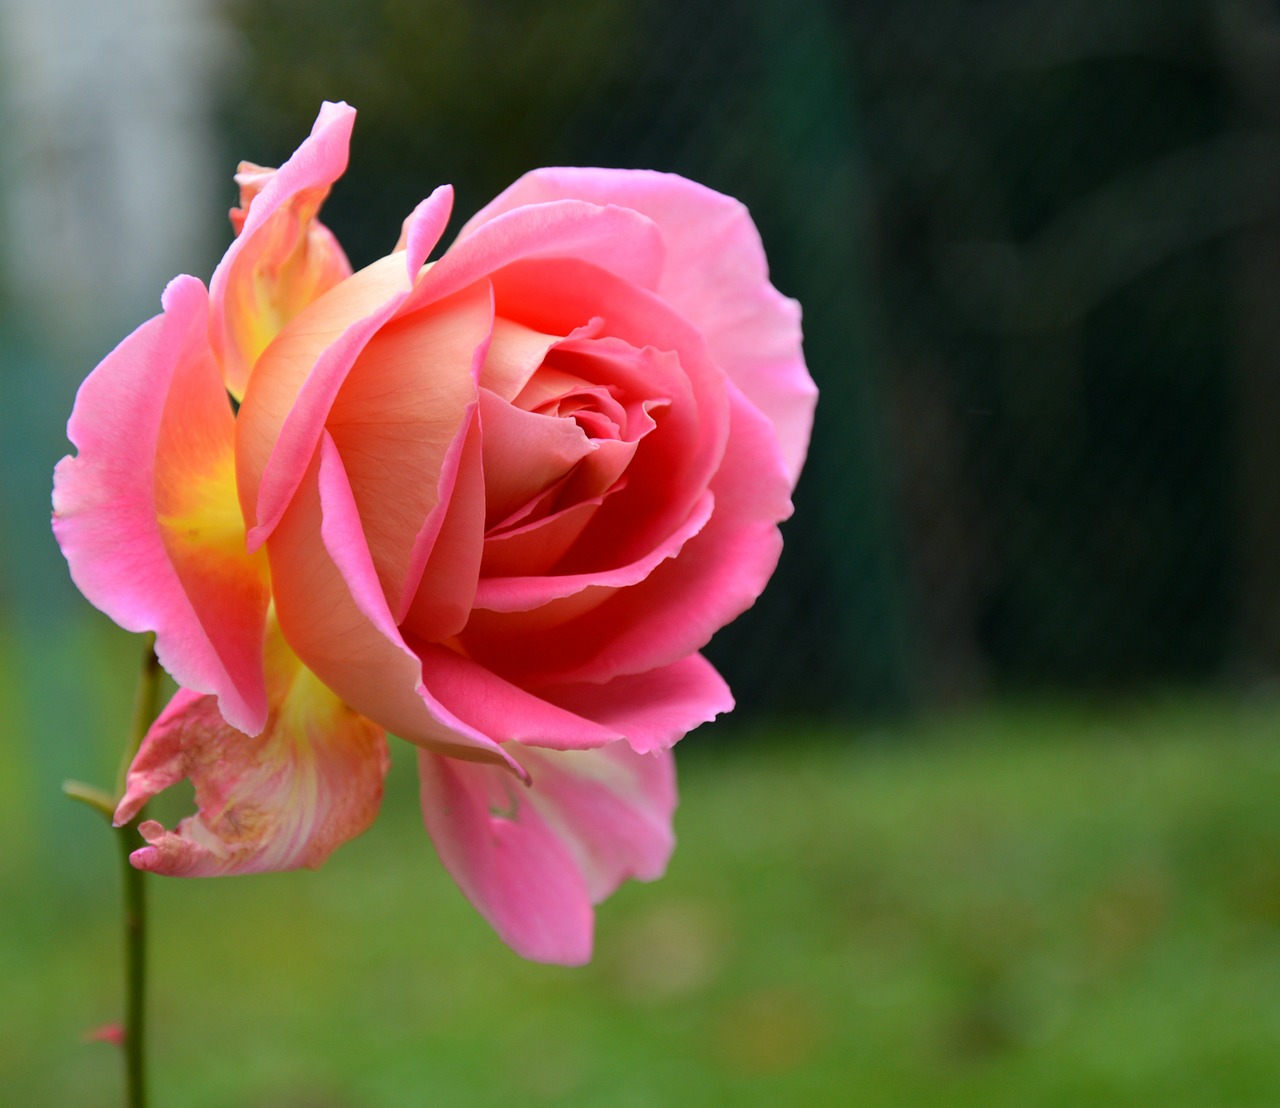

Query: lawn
5,684,1280,1105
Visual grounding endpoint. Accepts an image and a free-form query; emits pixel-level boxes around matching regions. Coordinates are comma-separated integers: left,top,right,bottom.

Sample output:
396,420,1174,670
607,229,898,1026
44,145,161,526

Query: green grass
6,691,1280,1105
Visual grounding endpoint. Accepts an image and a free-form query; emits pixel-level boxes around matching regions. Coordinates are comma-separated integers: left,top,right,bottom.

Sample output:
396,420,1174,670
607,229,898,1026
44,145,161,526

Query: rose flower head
52,102,816,964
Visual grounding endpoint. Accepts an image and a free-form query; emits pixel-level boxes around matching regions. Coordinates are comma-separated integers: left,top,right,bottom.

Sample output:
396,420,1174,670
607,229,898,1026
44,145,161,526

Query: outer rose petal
52,275,270,734
114,639,388,876
535,653,733,755
459,168,816,486
419,743,676,964
210,101,355,399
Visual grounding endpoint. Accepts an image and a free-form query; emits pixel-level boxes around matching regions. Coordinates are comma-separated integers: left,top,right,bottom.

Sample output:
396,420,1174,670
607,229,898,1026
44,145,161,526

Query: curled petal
419,743,676,964
114,647,389,876
52,276,269,734
211,101,355,399
460,168,815,486
535,653,732,755
413,198,666,315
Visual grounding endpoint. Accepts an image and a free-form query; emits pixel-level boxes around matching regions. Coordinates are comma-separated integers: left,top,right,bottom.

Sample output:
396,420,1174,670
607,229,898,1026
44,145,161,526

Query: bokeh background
4,0,1280,1103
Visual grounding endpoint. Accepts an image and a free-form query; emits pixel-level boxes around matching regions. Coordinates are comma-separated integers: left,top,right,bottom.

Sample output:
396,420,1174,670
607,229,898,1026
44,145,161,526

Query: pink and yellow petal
418,742,676,964
114,639,389,877
236,185,455,549
211,101,356,400
53,275,269,735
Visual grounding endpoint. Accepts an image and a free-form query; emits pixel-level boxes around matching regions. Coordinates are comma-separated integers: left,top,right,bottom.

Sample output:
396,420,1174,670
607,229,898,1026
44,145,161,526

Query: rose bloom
53,103,815,963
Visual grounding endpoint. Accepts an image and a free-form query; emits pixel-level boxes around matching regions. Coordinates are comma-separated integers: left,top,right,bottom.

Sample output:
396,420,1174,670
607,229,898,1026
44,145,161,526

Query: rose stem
117,634,163,1108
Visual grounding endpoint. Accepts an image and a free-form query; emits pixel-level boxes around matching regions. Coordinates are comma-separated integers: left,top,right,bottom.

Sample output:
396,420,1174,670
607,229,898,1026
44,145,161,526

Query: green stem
118,816,149,1108
117,635,163,1108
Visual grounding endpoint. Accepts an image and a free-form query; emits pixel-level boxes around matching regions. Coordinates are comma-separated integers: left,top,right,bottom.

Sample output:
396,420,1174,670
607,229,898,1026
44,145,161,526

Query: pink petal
53,275,269,734
469,490,713,616
484,259,729,574
114,664,389,877
478,317,562,401
415,642,624,751
418,742,676,964
463,382,789,686
211,101,356,399
479,495,605,579
460,168,816,486
409,198,666,316
267,432,522,774
535,653,732,755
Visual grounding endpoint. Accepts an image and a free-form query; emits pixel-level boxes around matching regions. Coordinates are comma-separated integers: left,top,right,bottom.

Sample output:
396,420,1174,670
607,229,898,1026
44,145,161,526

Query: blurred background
4,0,1280,1103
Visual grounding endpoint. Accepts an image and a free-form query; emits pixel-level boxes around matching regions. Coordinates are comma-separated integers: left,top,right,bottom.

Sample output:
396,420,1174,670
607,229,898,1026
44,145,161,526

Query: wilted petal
114,637,389,876
419,742,676,964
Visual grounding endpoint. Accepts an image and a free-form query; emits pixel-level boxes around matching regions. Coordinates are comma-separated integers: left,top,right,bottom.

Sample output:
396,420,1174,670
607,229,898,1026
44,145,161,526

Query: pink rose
52,102,815,963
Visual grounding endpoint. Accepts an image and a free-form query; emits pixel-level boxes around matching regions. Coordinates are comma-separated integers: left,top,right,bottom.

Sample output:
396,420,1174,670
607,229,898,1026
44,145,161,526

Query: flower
52,102,815,964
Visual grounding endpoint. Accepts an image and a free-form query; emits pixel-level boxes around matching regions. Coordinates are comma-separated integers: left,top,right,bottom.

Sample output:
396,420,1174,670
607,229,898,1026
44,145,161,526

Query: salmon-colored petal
328,280,491,616
460,167,816,486
479,317,562,401
479,495,605,579
400,413,486,642
477,388,593,527
211,101,356,400
237,186,454,549
418,742,675,964
114,635,389,877
53,276,269,734
268,432,522,774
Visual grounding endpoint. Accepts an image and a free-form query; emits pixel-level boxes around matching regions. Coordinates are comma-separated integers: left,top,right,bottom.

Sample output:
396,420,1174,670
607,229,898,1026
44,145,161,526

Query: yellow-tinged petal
210,103,356,400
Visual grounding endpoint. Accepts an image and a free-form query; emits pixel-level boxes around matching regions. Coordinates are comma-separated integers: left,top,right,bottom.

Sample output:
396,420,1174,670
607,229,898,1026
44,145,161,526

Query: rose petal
463,382,789,685
268,432,523,775
399,410,486,642
415,642,624,751
411,198,666,315
483,260,728,574
328,280,492,614
237,186,455,549
534,653,732,755
114,638,389,876
418,742,676,964
211,101,356,400
460,167,816,486
53,275,269,734
477,388,594,527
